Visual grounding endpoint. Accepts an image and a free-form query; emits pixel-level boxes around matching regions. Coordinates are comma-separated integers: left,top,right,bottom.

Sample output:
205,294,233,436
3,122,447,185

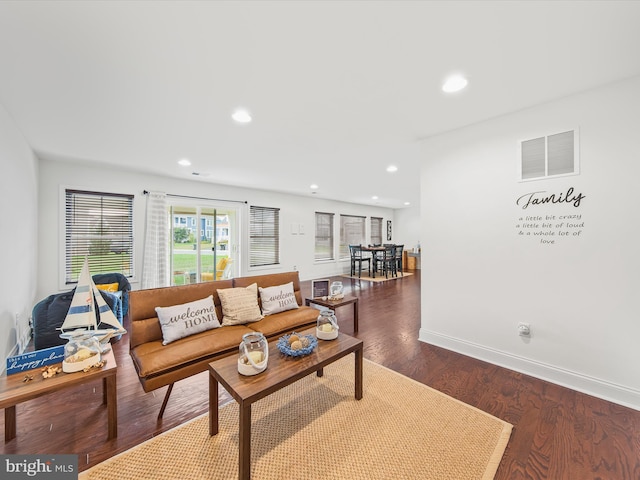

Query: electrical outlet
518,322,531,337
293,265,297,271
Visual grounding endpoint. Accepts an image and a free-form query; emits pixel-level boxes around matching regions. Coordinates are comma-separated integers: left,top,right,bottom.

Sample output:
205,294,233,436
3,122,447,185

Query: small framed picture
387,220,392,241
312,279,330,298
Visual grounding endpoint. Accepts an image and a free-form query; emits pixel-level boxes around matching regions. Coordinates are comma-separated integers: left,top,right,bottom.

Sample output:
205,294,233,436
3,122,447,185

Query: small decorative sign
312,279,330,298
6,345,65,375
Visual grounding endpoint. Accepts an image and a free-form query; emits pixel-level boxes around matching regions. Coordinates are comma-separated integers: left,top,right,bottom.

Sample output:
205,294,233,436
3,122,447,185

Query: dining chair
394,244,404,276
376,244,397,278
349,244,371,278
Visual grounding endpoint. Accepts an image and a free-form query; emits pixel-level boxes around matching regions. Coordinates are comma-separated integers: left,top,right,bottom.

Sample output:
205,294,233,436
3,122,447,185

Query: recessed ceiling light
232,109,252,123
310,184,319,190
404,201,411,206
442,74,468,93
386,165,398,173
372,196,379,200
178,158,191,166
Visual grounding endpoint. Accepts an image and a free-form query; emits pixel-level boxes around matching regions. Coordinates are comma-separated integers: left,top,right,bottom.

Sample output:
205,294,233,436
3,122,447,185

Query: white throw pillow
217,283,264,326
259,282,299,316
155,295,221,345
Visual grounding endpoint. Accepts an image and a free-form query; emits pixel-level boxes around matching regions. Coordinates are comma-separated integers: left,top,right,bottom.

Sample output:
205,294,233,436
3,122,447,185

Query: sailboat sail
92,280,126,334
61,258,127,337
61,258,98,332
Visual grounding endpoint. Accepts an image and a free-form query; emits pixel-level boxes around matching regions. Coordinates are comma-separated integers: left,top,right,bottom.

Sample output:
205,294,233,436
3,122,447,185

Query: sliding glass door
169,202,240,285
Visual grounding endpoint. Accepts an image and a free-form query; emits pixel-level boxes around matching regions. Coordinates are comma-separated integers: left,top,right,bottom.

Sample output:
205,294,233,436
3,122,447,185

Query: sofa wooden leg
158,383,174,420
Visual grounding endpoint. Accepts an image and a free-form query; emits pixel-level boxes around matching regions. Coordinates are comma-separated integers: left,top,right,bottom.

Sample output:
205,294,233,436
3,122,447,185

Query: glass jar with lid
329,281,344,300
238,332,269,376
316,309,339,340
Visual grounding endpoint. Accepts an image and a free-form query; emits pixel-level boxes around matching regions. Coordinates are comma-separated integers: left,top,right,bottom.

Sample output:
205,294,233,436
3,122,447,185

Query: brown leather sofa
129,271,319,417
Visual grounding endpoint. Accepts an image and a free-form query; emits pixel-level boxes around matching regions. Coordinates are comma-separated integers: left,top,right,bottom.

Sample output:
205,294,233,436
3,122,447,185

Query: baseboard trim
419,328,640,411
1,343,20,376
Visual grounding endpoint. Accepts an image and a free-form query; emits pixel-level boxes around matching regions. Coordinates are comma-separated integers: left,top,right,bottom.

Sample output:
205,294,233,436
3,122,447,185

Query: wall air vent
519,129,579,181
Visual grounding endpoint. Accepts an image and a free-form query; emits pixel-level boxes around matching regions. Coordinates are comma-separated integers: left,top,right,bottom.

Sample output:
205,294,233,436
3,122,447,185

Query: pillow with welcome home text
259,282,300,316
155,295,221,345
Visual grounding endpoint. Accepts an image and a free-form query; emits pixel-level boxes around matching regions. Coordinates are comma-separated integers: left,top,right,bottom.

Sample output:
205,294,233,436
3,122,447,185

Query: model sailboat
61,258,127,347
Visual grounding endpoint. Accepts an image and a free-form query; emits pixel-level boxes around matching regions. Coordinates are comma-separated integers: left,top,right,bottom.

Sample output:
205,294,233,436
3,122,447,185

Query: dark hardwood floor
2,271,639,479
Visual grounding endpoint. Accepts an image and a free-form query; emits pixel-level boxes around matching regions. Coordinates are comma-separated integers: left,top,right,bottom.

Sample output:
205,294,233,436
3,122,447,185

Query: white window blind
339,214,365,259
249,205,280,267
315,212,334,261
371,217,383,246
65,189,134,283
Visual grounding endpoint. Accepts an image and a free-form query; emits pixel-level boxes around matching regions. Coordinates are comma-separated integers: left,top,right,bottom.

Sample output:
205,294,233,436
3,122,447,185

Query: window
339,214,365,259
169,202,239,285
249,205,280,267
65,189,134,283
520,129,579,181
371,217,383,246
315,212,334,261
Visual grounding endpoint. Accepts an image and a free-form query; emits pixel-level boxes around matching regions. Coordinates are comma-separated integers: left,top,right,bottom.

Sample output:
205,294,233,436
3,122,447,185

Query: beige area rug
80,357,511,480
341,271,414,283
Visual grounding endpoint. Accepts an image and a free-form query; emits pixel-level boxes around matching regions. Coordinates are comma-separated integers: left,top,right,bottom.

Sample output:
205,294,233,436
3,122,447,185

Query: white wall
394,204,421,253
37,159,397,299
419,76,640,410
0,102,38,369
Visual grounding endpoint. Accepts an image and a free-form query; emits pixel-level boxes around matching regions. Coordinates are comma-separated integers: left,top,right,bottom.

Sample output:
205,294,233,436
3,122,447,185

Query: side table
0,349,117,442
305,295,359,332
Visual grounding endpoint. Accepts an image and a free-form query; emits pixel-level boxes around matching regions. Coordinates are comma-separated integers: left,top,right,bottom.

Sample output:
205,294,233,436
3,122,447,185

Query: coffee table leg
239,403,251,480
355,346,363,400
209,375,219,436
5,405,16,441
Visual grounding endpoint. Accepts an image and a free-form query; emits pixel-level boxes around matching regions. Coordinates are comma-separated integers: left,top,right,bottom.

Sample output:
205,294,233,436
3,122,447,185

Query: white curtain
141,191,169,289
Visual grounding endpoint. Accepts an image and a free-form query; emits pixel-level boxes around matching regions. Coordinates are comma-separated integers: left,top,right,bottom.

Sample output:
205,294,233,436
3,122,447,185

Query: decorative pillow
155,295,221,345
96,282,119,293
259,282,299,316
217,283,264,326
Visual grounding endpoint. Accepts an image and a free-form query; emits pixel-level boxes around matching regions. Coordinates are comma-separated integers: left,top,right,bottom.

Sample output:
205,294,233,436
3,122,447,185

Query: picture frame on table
312,279,330,298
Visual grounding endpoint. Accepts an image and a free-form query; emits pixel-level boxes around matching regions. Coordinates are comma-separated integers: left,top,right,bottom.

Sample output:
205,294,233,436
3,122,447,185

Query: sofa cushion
131,324,253,378
259,282,299,316
248,305,319,337
218,283,264,326
155,295,221,345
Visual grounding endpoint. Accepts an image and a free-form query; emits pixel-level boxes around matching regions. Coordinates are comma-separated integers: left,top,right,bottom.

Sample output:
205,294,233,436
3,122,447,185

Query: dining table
360,245,388,278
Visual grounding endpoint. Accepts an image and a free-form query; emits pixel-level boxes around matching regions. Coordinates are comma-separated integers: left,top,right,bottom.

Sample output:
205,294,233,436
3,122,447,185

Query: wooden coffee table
208,327,363,480
0,349,117,442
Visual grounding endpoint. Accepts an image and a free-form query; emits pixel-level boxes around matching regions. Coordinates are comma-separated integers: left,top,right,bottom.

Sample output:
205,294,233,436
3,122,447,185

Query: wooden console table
0,349,117,442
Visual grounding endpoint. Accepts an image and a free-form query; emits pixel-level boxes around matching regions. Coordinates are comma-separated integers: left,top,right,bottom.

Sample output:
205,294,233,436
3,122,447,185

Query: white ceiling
2,1,640,208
